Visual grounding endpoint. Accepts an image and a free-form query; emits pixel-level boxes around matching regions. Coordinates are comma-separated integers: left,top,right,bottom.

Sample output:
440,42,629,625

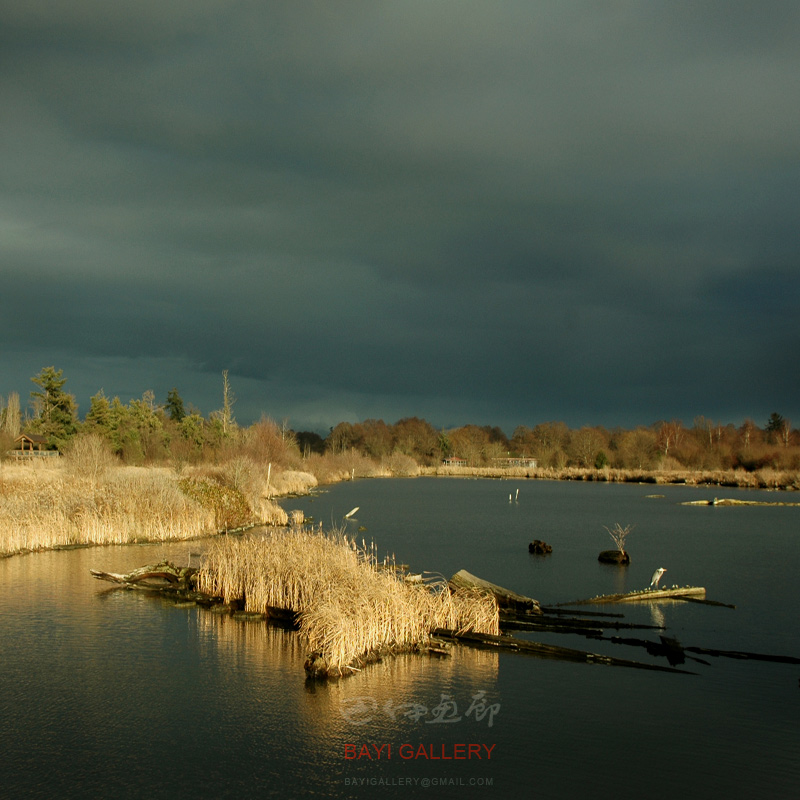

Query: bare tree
2,391,21,437
222,370,236,436
604,523,634,555
657,419,683,458
780,417,792,447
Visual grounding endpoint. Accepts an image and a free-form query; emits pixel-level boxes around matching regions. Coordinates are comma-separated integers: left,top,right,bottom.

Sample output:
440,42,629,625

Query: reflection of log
539,606,624,618
603,635,711,667
449,569,541,614
432,628,693,674
683,646,800,665
501,614,663,635
674,596,736,609
602,634,800,666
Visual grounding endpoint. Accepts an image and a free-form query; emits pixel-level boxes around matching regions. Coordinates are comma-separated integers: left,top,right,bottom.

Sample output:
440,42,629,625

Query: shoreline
419,464,799,491
2,461,797,560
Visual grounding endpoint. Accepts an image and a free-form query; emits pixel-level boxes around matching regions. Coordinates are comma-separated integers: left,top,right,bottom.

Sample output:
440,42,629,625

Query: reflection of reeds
197,528,499,675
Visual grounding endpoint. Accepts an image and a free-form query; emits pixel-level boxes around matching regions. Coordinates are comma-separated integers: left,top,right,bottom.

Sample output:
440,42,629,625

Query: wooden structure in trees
491,457,538,468
10,433,59,459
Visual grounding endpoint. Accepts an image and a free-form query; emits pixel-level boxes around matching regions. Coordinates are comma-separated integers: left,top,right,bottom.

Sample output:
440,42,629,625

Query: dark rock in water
528,539,553,555
598,549,631,564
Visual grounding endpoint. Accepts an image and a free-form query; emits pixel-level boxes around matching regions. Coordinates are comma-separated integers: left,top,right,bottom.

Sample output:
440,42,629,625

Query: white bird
650,567,667,588
344,507,359,519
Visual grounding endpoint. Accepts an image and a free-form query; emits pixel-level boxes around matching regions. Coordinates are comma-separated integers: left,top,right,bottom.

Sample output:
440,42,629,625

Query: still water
1,477,799,799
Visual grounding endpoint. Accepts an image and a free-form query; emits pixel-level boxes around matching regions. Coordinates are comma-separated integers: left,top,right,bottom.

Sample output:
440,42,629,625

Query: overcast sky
2,1,799,434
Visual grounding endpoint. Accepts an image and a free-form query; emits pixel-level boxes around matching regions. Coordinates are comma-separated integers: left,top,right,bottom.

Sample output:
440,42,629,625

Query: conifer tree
29,366,78,449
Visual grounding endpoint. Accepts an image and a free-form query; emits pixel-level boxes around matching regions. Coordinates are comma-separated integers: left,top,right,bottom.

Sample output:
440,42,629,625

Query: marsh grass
0,463,215,556
430,463,800,489
197,528,499,674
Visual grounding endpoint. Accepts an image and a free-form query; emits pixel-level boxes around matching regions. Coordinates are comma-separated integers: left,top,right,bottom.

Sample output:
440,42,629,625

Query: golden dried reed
0,463,214,557
197,528,499,674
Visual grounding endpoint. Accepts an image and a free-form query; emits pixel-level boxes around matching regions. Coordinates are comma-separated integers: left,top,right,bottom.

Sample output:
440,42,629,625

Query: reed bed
0,464,214,557
196,528,499,675
266,469,318,497
430,464,800,490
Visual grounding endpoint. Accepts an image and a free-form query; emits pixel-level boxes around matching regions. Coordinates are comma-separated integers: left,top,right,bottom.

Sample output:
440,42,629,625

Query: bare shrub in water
604,523,634,554
197,528,499,674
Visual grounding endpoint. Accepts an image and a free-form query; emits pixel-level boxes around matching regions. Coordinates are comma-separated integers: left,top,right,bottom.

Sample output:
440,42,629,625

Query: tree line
1,366,797,473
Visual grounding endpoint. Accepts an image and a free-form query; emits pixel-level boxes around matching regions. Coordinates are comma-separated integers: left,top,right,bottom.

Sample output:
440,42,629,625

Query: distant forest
1,367,798,473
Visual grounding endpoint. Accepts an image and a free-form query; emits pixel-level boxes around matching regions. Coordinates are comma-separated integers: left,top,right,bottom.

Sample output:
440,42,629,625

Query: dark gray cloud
2,1,799,432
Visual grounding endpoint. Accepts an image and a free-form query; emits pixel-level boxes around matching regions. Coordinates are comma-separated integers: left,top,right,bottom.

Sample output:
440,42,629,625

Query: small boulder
528,539,553,555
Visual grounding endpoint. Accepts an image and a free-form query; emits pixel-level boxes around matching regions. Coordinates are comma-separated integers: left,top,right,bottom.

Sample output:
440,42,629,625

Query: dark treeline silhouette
2,367,798,474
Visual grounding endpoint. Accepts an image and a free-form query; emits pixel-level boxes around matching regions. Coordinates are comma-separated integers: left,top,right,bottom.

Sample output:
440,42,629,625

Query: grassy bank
0,459,302,558
429,463,800,489
4,451,797,559
197,527,499,675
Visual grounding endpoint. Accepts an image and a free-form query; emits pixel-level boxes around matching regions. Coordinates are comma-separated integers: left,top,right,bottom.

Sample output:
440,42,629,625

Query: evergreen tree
29,366,78,449
165,387,186,422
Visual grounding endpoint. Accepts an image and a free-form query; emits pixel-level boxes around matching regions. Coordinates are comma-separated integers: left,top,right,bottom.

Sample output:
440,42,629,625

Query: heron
650,567,667,588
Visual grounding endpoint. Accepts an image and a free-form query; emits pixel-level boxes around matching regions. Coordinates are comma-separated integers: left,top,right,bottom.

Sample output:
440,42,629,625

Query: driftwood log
90,561,298,624
559,586,707,605
94,562,798,680
449,569,542,614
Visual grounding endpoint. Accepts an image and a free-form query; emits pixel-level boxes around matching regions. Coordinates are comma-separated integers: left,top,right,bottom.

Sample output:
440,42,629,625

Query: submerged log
449,569,541,614
432,628,694,674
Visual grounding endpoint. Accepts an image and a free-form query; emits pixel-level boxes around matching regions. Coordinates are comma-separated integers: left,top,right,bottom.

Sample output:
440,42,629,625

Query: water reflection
3,481,800,799
649,604,666,628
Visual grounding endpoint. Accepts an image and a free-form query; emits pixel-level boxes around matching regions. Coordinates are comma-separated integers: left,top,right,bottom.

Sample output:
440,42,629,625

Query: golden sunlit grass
431,463,800,489
0,463,215,556
196,528,499,675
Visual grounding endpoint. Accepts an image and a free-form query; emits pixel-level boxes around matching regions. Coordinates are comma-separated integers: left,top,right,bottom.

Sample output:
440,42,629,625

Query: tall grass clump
179,457,289,526
0,463,215,557
197,528,499,675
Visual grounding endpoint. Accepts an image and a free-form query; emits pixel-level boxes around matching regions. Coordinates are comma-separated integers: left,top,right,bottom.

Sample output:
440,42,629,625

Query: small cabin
442,456,468,467
11,433,59,459
15,433,48,451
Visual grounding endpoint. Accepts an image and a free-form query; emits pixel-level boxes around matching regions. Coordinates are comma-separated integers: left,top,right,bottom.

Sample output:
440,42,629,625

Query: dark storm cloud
2,1,799,431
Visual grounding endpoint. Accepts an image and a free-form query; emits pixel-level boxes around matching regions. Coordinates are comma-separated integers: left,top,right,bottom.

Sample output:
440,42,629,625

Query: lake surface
2,477,799,799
